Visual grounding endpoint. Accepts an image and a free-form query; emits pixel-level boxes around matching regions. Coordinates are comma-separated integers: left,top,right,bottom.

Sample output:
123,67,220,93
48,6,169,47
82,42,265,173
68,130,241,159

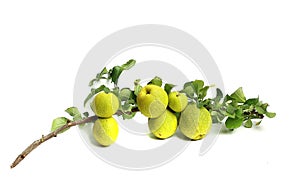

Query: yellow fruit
148,110,177,139
91,92,119,118
168,91,188,112
137,85,168,118
179,103,212,140
93,117,119,146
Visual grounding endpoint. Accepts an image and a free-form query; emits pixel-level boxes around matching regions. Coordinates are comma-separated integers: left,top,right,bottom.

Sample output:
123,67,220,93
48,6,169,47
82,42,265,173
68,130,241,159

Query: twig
115,107,139,116
10,115,99,169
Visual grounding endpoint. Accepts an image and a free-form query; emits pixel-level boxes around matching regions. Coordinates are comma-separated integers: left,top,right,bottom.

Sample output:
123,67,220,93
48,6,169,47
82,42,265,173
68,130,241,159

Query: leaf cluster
207,87,276,130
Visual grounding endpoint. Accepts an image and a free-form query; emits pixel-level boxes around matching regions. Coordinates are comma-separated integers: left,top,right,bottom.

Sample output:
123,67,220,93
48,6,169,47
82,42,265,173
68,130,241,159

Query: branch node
40,135,44,143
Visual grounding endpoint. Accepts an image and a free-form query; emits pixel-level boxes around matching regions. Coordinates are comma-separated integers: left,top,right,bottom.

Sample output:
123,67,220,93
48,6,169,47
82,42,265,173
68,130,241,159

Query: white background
1,0,299,190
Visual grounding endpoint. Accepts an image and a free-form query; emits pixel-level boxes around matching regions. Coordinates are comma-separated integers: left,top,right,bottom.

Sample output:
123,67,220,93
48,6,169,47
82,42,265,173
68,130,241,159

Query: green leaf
230,87,246,103
192,80,204,94
216,88,223,97
148,76,162,87
121,59,136,70
225,117,243,129
107,59,136,85
183,81,193,89
244,119,253,128
182,86,194,98
97,67,108,79
51,117,69,133
65,107,81,117
245,98,259,105
103,87,110,93
74,115,82,122
84,85,107,107
216,112,226,122
89,67,108,87
224,94,233,102
198,86,209,100
211,111,219,123
196,100,204,108
88,79,97,87
181,82,195,98
65,107,82,121
242,104,254,112
226,104,236,115
83,112,89,117
214,88,223,102
134,85,142,96
255,105,266,114
122,101,131,110
212,116,220,123
110,66,124,85
120,88,133,101
224,111,235,118
260,103,269,110
164,83,175,94
134,79,142,96
266,112,276,118
126,98,136,105
235,108,243,118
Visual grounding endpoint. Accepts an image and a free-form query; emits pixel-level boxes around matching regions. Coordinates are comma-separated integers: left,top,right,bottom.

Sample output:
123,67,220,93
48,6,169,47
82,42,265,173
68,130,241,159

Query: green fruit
148,110,177,139
91,92,119,118
179,103,212,140
168,91,188,112
93,117,119,146
137,84,168,118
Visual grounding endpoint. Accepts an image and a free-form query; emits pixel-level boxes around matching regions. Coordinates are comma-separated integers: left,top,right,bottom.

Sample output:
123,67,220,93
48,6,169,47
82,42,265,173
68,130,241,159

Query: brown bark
10,115,99,168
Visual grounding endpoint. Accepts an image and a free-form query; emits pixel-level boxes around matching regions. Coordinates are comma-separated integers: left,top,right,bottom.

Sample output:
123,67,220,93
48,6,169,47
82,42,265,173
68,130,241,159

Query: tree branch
11,106,141,169
10,115,99,169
